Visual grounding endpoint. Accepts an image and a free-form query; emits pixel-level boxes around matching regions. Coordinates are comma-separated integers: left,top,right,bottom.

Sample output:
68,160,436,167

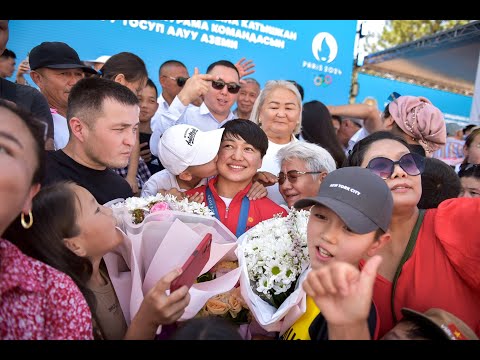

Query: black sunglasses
163,75,189,87
278,170,323,185
211,80,241,94
367,153,425,180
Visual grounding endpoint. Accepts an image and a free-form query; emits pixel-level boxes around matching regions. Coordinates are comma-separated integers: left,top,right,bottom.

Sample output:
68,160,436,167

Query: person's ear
63,238,87,257
21,183,41,215
382,116,395,131
29,70,42,87
463,143,469,158
152,101,159,113
69,117,87,142
366,232,391,257
113,73,126,85
178,170,193,182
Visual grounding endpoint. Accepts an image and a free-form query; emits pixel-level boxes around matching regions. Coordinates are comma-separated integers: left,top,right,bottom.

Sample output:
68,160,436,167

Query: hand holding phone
170,233,212,292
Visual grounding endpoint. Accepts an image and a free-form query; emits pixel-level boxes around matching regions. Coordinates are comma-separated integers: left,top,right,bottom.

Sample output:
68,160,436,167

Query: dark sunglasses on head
387,91,401,103
211,79,241,94
163,75,189,87
278,170,323,185
367,152,425,180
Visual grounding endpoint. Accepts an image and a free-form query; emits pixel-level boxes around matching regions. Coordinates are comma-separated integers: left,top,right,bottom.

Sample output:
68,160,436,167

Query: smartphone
170,233,212,292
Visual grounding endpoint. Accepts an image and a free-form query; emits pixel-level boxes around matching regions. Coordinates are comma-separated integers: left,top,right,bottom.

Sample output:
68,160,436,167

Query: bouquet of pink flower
103,196,241,332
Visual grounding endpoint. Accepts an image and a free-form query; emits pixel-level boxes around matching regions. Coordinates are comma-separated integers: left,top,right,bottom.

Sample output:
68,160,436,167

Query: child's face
71,184,122,258
138,85,159,122
189,156,219,179
307,204,378,270
216,135,262,184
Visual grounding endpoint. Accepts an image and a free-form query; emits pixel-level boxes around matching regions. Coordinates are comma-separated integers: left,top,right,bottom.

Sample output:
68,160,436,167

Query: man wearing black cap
282,167,393,340
29,41,97,151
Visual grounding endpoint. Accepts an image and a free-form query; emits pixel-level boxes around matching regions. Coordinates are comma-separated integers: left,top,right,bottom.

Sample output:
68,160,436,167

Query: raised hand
302,256,382,329
177,67,217,105
235,57,255,79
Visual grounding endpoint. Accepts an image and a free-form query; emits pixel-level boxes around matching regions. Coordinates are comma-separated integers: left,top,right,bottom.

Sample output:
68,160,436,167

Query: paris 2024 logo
311,32,338,64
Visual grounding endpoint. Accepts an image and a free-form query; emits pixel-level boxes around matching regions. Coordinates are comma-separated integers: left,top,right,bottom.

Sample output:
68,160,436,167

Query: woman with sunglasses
276,141,336,209
250,80,303,205
345,131,480,339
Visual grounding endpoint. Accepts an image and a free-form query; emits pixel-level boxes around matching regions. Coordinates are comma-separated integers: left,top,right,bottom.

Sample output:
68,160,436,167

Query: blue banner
356,73,474,125
8,20,357,105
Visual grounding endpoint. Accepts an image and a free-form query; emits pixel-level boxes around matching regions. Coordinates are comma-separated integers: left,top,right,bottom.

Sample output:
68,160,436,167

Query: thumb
359,255,382,284
155,268,183,292
193,67,199,76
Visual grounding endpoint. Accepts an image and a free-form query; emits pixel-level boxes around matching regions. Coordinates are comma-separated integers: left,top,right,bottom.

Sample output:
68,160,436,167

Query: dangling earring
21,210,33,229
258,119,262,126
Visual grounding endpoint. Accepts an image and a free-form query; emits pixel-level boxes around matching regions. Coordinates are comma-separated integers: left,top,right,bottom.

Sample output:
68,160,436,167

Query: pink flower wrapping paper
103,210,241,332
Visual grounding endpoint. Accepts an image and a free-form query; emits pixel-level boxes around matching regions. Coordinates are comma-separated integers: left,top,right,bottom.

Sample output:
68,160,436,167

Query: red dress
0,238,94,339
361,197,480,338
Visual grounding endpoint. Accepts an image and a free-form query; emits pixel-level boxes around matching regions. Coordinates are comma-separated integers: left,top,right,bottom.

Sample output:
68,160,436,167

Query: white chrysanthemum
107,194,214,224
240,208,310,306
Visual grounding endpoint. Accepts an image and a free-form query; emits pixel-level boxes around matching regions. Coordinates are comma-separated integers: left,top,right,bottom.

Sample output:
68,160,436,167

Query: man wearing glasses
150,59,252,157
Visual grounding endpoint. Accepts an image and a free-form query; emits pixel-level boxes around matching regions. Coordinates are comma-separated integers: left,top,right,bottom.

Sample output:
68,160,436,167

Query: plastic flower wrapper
102,209,241,335
236,208,310,333
195,260,252,326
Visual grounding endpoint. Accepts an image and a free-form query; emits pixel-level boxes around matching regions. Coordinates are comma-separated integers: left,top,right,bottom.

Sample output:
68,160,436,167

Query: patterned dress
0,238,93,340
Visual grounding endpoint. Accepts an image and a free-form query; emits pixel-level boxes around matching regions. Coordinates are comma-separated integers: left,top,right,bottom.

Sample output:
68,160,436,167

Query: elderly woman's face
360,139,422,211
279,157,324,208
259,87,300,141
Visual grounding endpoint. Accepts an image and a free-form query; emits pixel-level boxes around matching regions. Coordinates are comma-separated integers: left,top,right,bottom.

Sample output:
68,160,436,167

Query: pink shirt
0,238,93,340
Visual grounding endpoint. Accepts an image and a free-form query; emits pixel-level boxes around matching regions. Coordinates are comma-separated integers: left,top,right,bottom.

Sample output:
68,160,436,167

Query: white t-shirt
51,111,69,150
259,136,298,206
141,169,207,197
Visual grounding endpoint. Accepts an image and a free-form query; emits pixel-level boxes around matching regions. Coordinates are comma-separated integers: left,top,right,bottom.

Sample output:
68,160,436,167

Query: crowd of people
1,19,479,341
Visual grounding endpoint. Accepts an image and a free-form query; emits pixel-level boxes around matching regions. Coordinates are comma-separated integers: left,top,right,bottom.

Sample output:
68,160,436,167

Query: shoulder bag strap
390,209,425,323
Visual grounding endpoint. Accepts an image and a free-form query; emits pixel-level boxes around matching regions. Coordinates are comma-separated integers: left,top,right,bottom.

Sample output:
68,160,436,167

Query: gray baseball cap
294,167,393,234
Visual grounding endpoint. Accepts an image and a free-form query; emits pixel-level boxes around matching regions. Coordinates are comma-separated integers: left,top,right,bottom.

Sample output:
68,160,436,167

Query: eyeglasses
366,153,425,180
211,80,241,94
278,170,323,185
162,76,189,87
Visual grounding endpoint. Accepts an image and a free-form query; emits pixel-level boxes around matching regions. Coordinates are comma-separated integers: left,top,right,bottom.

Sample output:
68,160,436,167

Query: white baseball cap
83,55,111,67
158,125,224,175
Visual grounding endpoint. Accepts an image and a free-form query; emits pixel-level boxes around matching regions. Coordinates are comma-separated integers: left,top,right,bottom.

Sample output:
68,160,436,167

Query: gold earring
21,211,33,229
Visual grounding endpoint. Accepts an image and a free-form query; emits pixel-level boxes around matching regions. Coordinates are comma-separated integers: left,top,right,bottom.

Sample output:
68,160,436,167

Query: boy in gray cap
282,166,394,340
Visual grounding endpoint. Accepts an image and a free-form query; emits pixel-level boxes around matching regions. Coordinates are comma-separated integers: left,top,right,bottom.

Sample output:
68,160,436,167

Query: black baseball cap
294,167,393,234
29,41,97,74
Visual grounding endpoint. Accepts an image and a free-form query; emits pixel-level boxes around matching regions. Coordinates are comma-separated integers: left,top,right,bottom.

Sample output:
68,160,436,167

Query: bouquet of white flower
109,193,214,225
237,208,310,332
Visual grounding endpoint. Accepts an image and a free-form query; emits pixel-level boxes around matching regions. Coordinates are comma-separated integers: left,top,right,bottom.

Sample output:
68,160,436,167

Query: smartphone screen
170,233,212,292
